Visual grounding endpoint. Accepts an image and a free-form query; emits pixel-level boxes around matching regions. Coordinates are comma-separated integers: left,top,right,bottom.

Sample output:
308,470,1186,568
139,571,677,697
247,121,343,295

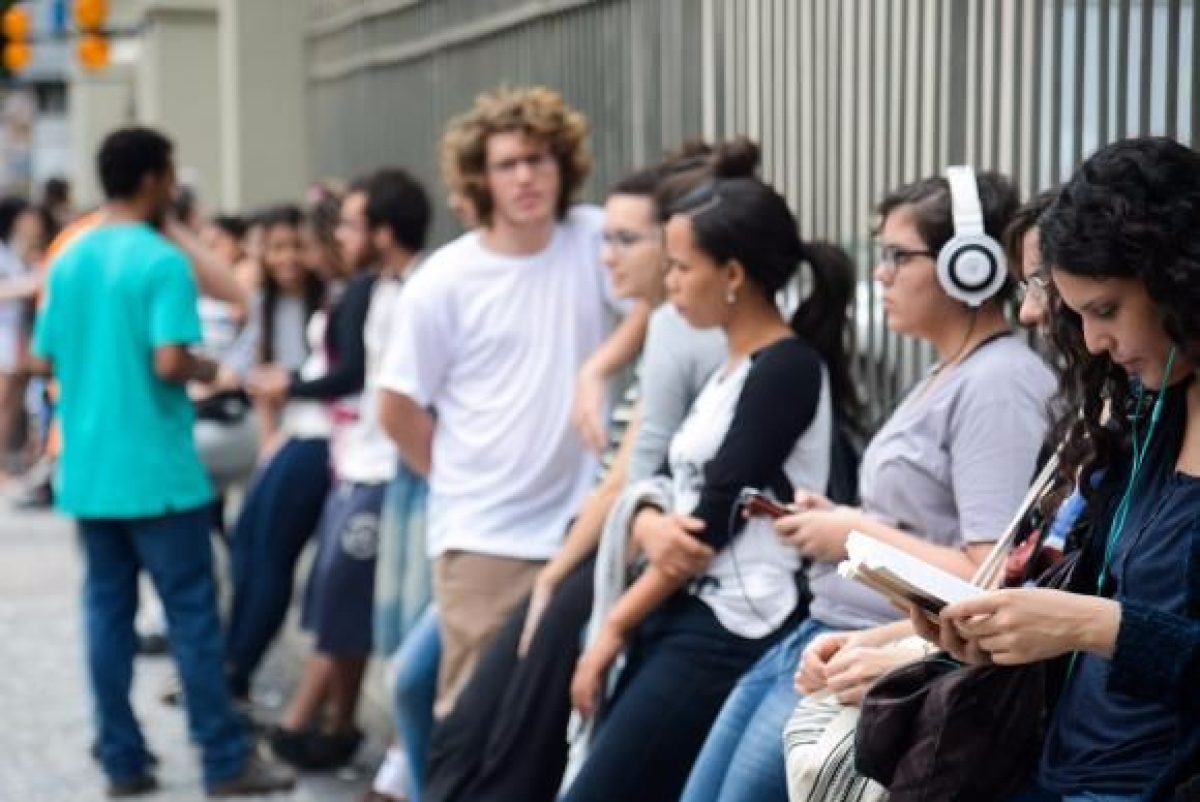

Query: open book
838,531,985,619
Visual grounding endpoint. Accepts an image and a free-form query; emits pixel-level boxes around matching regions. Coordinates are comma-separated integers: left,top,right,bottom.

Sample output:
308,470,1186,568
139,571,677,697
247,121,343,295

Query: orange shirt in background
39,210,103,459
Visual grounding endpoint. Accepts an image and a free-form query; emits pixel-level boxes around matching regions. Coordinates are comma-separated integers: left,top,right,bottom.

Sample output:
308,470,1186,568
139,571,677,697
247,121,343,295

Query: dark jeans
426,555,595,802
80,505,248,786
560,593,780,802
225,437,331,698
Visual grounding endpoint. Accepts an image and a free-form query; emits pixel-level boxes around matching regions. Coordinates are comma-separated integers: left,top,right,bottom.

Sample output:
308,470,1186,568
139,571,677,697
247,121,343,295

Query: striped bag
783,690,888,802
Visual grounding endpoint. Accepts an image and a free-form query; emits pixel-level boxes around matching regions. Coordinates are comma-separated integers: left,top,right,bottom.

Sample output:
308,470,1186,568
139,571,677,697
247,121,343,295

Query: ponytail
792,241,861,431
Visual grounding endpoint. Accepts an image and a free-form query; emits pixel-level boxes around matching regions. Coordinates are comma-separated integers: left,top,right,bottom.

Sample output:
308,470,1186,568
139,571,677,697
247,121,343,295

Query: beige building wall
218,0,309,211
68,0,309,211
136,0,222,205
68,68,136,207
67,0,140,207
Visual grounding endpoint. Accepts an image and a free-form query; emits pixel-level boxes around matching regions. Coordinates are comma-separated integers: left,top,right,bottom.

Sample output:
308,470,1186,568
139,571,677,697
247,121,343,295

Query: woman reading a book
789,189,1075,712
680,169,1057,802
916,137,1199,802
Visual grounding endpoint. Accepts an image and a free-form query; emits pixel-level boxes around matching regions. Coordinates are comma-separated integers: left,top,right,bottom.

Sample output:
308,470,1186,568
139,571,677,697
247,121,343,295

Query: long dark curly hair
1039,136,1200,499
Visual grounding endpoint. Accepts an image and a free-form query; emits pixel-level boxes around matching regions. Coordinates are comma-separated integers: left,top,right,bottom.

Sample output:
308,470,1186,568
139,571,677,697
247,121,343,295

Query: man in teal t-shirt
35,208,213,518
30,127,292,798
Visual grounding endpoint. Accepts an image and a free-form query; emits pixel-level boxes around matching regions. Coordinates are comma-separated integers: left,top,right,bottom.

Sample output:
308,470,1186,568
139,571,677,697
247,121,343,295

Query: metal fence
306,0,1197,419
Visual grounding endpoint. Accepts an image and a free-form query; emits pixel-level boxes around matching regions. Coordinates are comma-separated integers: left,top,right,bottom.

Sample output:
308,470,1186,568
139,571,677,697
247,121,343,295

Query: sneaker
364,746,411,802
267,725,314,770
306,728,363,770
268,725,363,771
206,754,295,797
107,775,159,798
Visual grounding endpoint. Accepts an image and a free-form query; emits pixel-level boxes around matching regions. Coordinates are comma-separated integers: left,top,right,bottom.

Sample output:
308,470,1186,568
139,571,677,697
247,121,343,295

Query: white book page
839,531,985,609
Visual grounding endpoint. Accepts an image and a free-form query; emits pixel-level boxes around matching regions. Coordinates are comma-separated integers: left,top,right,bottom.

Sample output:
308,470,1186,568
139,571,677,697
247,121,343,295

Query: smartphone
738,488,793,519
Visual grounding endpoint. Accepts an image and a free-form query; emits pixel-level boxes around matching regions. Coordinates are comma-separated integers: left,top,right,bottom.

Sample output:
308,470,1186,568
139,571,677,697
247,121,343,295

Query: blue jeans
394,604,441,802
225,437,331,697
681,618,830,802
374,463,431,657
80,506,248,787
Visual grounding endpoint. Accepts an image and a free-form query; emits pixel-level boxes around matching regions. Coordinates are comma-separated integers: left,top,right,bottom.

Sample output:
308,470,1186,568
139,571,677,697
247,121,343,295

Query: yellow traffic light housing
2,5,29,41
2,39,30,72
73,0,107,32
1,4,32,75
77,31,107,71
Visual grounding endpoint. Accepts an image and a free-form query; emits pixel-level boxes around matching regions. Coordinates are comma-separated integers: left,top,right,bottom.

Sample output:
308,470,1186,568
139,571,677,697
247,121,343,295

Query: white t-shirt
379,206,620,560
671,345,832,639
335,274,406,484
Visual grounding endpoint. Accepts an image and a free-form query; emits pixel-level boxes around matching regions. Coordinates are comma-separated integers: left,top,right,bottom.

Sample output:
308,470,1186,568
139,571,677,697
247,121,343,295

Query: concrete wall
218,0,308,212
67,0,139,207
67,0,309,211
68,68,136,207
136,0,222,204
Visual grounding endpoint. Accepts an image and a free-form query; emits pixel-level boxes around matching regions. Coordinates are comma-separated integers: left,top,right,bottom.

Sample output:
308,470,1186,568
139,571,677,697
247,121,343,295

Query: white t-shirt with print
379,206,620,560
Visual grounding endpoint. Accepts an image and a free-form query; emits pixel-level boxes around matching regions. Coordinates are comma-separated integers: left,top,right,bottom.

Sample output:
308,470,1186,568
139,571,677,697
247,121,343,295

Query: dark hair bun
667,139,716,161
712,137,760,178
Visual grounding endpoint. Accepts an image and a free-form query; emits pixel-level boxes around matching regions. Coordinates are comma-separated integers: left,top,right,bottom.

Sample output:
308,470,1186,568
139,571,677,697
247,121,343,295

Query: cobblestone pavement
0,507,386,802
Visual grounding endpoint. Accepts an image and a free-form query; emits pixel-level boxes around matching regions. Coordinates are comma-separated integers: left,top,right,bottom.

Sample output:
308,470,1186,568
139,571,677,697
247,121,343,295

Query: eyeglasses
601,228,661,253
1016,272,1051,304
875,243,936,270
487,152,555,177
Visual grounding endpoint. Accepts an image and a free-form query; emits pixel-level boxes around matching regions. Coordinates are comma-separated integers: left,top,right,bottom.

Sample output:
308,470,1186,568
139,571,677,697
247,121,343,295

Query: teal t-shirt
33,222,213,518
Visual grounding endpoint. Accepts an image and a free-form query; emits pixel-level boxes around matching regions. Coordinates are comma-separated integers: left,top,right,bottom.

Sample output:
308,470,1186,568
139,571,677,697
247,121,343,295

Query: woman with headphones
918,137,1199,802
680,168,1057,802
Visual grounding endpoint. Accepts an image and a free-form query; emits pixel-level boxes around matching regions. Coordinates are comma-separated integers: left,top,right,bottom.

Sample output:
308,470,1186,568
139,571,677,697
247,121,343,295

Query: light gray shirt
628,304,726,483
268,294,310,372
809,334,1056,630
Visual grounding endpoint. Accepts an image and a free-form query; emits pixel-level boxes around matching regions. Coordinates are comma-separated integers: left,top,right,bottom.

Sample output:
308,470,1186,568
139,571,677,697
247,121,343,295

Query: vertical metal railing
306,0,1197,419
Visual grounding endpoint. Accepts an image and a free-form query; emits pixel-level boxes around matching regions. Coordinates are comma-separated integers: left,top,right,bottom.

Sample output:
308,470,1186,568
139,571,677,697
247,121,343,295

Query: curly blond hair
440,86,592,226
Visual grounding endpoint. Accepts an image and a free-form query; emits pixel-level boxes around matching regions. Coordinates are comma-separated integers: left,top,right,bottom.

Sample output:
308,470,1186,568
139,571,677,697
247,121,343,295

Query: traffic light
0,0,114,79
73,0,106,31
78,31,106,71
73,0,108,71
0,2,32,77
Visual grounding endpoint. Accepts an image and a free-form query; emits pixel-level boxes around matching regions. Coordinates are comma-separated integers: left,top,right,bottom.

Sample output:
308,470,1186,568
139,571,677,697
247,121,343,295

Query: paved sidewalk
0,506,386,801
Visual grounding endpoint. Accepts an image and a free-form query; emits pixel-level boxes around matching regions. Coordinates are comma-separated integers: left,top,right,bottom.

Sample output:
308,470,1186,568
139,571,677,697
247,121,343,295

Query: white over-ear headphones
937,166,1007,307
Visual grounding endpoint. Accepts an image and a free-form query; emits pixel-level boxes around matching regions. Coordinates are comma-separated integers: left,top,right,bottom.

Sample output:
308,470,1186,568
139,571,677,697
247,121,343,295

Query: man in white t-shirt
379,87,648,717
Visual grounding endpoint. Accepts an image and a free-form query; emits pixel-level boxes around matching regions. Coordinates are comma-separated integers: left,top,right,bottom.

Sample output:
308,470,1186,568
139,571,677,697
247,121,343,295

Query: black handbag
194,388,252,424
854,552,1082,802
